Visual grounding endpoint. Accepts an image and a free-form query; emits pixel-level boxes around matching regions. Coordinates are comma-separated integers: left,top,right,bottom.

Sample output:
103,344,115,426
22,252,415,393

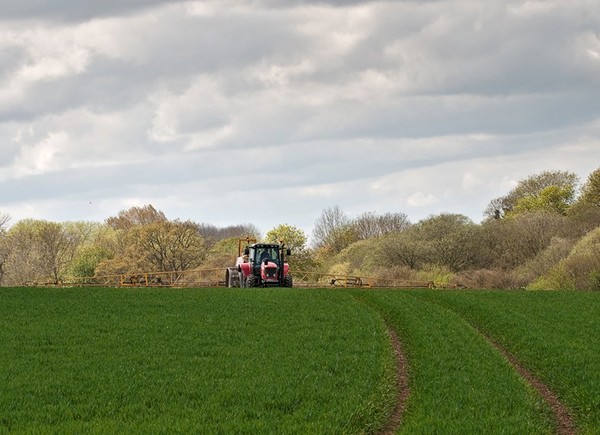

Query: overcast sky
1,0,599,238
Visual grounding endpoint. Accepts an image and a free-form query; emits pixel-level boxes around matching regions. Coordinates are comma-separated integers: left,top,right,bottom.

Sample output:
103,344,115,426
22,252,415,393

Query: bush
453,269,517,289
526,262,576,291
588,269,600,291
512,237,574,287
560,227,600,290
415,264,455,288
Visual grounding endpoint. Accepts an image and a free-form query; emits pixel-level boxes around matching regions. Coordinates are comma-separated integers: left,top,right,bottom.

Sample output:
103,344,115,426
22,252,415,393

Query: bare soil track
483,334,578,435
380,327,410,435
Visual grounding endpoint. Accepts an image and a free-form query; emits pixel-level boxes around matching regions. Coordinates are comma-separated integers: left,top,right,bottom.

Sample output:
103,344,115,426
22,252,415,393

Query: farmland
0,287,598,433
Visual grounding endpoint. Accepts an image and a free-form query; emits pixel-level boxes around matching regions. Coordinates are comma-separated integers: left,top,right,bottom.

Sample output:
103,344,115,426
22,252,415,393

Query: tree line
1,168,600,290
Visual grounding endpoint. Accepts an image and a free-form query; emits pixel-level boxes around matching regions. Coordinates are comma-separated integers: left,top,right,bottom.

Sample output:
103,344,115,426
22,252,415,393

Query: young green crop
353,290,554,434
414,290,600,434
0,287,394,433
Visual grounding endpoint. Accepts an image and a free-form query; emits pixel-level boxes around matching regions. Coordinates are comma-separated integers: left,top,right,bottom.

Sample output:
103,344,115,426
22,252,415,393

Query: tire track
380,325,410,435
481,333,578,435
349,293,410,434
415,294,578,434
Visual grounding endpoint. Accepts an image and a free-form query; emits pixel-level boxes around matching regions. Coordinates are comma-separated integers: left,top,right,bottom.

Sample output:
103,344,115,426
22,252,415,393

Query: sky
1,0,599,239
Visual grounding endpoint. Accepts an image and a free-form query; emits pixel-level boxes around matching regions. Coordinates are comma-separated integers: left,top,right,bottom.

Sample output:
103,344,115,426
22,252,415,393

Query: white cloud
407,192,439,208
12,130,70,178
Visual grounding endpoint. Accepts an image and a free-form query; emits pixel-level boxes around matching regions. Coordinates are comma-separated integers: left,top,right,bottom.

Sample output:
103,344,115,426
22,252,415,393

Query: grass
1,286,598,434
352,290,554,434
0,287,394,433
413,289,600,434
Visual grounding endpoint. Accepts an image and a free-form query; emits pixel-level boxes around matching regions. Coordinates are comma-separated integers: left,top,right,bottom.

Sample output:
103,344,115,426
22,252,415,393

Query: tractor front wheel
284,274,293,288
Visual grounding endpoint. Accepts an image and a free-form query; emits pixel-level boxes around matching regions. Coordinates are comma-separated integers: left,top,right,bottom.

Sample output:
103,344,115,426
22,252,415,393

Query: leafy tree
569,167,600,234
129,220,206,272
69,245,113,278
3,220,77,285
106,204,167,230
578,167,600,208
265,224,307,254
265,224,316,271
485,170,578,218
510,185,575,216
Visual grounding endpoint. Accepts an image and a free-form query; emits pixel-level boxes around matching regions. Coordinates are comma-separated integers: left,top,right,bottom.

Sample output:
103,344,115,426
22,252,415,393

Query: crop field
0,287,598,434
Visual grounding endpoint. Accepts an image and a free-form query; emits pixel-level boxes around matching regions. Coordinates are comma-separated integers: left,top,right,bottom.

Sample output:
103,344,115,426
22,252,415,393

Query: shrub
526,262,576,291
415,264,455,288
453,269,516,289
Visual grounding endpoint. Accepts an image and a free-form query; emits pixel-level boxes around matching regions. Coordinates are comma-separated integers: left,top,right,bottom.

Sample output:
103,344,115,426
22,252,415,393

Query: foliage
68,245,113,278
416,213,483,271
556,227,600,290
486,170,578,218
577,167,600,208
378,229,428,270
484,212,568,269
376,214,484,273
414,264,455,287
203,236,242,269
509,185,575,216
105,204,167,230
452,268,517,289
511,237,575,288
98,207,207,275
264,223,307,253
131,220,206,272
326,262,353,282
327,239,381,276
3,219,77,285
2,167,600,289
526,263,576,291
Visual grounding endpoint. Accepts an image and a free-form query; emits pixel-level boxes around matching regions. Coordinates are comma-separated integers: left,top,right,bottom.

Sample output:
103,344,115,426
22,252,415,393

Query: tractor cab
247,245,281,266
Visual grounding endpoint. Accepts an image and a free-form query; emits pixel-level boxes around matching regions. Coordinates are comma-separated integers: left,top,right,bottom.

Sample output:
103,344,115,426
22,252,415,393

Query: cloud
0,0,599,235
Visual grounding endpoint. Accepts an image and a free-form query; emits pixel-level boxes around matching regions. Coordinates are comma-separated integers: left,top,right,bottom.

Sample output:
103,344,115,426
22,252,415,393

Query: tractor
225,238,293,288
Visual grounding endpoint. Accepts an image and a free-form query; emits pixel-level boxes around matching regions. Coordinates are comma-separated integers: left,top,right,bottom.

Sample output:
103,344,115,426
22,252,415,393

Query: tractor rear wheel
245,274,257,288
225,268,241,288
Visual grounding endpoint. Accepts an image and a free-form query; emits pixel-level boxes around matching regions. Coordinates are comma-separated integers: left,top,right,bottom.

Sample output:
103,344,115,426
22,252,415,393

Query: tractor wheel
226,268,241,288
245,274,257,288
283,274,293,288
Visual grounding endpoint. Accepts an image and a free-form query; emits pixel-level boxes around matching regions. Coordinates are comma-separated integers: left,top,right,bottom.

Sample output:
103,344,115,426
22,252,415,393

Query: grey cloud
0,0,188,22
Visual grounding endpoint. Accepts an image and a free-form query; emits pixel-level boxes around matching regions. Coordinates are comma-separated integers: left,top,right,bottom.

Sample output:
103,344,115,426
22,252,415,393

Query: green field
0,287,598,434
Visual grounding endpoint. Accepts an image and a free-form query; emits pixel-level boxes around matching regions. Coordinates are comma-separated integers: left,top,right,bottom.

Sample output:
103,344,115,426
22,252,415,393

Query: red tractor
225,239,293,288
